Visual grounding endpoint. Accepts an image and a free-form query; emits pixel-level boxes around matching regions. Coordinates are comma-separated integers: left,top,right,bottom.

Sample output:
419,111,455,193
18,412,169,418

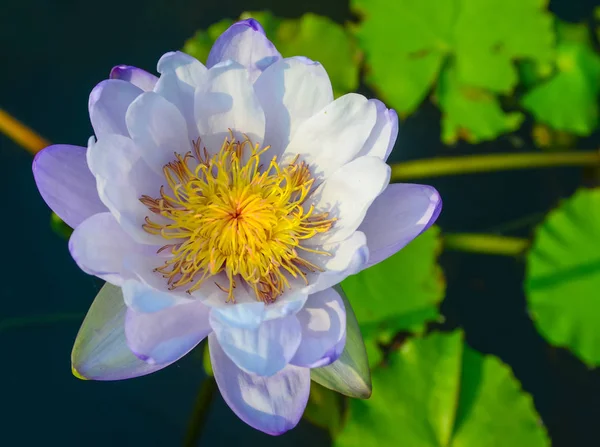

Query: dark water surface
1,0,600,445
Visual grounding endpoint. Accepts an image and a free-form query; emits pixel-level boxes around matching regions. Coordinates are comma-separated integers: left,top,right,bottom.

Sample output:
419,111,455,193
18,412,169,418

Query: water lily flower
32,19,441,435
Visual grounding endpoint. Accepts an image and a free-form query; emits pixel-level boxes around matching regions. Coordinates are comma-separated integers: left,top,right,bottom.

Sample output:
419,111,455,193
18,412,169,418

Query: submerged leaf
335,331,549,446
526,188,600,366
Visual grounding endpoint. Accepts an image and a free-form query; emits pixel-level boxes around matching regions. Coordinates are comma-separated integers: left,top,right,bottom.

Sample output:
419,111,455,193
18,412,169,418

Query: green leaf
334,331,550,446
303,381,346,437
352,0,454,115
341,227,445,340
522,22,600,136
352,0,552,141
452,0,554,93
311,287,372,399
436,65,524,145
525,188,600,366
183,12,360,97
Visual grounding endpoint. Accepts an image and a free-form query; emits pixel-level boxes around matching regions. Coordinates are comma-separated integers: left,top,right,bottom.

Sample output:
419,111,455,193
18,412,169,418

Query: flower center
140,134,334,303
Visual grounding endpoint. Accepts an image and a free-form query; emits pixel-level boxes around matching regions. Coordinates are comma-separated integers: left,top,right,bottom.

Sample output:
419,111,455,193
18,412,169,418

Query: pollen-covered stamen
140,134,334,303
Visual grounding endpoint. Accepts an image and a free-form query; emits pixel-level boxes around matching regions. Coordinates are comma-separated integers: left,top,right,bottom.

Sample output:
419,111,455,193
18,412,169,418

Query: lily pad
183,12,360,97
335,331,549,447
341,227,445,341
436,65,524,145
525,188,600,366
522,22,600,136
351,0,552,141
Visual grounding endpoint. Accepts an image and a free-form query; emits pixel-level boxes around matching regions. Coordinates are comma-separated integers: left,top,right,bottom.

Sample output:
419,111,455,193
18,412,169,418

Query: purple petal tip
239,18,264,33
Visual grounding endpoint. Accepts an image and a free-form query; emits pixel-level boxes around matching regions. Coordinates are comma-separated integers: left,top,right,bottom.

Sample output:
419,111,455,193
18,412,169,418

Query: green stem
443,233,529,256
390,151,600,181
183,375,217,447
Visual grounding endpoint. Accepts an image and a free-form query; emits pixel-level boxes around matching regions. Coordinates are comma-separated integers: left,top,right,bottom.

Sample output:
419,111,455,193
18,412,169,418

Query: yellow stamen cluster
140,135,334,303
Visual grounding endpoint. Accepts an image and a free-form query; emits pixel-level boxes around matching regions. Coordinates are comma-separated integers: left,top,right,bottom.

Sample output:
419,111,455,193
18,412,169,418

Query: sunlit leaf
351,0,454,115
183,12,360,97
522,22,600,136
452,0,554,92
436,65,524,145
352,0,552,141
342,227,445,340
335,331,549,446
525,188,600,366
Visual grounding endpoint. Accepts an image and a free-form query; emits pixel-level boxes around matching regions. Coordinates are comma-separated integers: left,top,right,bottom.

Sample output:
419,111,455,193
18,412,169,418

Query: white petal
291,287,346,368
210,333,310,435
306,156,390,246
125,299,211,365
121,279,193,313
207,19,281,82
154,51,207,142
210,311,302,376
282,93,377,180
68,212,149,285
109,65,158,92
355,99,398,161
304,231,369,294
360,183,442,267
126,91,192,173
89,79,142,138
194,61,266,153
87,134,165,245
254,57,333,156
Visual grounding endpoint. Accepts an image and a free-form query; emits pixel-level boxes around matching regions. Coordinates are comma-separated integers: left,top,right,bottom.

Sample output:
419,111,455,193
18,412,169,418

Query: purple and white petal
72,283,169,380
69,212,149,285
87,134,166,245
210,333,310,435
359,183,442,267
121,279,193,313
207,19,281,83
254,57,333,156
291,287,346,368
110,65,158,92
125,298,211,364
355,99,398,161
195,60,266,153
32,144,107,228
89,79,142,138
125,91,192,173
306,156,391,246
282,93,377,180
305,231,369,295
210,311,302,376
154,51,207,142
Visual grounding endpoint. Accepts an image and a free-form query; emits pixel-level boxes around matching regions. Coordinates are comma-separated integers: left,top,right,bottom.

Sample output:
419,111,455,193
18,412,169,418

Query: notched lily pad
334,331,549,446
526,188,600,366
